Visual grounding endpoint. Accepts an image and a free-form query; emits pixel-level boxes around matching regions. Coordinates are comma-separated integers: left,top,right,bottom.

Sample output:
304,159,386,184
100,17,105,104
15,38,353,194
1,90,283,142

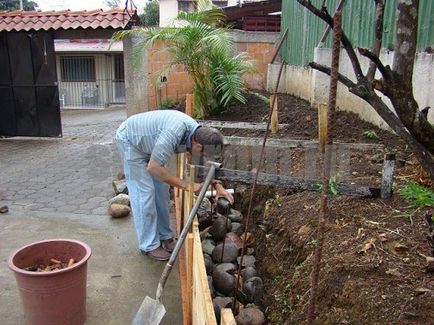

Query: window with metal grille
60,56,96,82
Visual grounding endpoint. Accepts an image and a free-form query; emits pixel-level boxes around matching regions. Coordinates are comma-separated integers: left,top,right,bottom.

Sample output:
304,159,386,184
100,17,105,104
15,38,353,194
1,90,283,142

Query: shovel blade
132,296,166,325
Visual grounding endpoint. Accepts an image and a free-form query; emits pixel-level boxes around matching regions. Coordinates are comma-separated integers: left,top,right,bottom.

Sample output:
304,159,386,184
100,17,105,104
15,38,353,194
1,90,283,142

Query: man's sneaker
161,238,177,253
144,246,171,261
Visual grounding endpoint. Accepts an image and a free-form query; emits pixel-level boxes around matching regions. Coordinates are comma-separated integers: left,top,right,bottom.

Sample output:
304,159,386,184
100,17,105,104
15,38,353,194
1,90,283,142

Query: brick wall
235,41,276,90
146,42,193,109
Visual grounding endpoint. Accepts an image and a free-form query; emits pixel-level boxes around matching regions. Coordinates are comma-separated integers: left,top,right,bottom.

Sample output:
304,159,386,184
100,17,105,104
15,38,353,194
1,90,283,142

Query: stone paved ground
0,108,125,215
0,108,182,325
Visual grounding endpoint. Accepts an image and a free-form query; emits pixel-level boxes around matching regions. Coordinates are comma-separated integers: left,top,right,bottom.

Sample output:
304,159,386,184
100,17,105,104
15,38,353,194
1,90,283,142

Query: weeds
313,174,340,196
159,99,176,110
396,182,434,224
399,182,434,208
363,129,380,140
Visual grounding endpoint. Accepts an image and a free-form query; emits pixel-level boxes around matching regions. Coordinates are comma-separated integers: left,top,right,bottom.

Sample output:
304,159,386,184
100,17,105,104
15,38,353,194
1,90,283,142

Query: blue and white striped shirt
115,110,200,165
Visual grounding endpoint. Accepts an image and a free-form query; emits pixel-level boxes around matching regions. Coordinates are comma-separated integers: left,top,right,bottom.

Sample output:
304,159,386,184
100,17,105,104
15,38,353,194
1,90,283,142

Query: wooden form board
175,159,223,325
192,220,217,325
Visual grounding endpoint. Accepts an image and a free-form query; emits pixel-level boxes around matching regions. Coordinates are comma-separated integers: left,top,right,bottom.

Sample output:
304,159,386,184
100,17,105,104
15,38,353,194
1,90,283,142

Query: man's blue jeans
115,138,173,252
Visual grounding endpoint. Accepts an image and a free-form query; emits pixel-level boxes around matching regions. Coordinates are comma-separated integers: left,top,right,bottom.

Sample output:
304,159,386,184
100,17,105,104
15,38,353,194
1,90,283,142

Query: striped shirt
115,110,200,165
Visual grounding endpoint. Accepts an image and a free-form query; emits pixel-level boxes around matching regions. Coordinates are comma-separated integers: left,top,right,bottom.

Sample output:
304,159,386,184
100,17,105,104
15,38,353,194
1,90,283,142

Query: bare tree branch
296,0,365,82
358,47,392,80
309,62,357,89
367,0,386,81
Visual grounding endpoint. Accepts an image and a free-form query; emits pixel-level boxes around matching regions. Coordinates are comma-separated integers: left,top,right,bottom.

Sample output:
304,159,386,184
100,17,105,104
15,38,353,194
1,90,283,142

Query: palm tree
112,0,254,118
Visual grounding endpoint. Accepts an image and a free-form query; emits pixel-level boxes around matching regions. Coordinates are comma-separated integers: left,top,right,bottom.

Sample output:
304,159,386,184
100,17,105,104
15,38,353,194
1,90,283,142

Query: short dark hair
193,127,224,157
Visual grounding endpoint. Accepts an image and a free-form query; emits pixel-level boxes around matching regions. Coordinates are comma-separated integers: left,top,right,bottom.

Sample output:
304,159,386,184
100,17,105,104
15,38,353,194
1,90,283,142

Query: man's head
191,127,224,162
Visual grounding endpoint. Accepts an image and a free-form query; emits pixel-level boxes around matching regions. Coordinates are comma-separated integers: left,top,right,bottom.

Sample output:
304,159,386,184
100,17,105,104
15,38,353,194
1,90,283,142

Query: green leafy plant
159,99,176,110
399,182,434,208
397,182,434,223
140,0,159,27
313,174,340,196
112,0,255,118
363,129,380,140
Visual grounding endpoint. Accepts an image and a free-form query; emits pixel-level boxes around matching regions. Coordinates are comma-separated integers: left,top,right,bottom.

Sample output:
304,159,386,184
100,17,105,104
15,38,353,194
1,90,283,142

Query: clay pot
8,239,92,325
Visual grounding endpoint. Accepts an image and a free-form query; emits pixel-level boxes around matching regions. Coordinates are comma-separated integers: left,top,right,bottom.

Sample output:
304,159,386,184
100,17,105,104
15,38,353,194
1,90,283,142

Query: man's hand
215,183,234,204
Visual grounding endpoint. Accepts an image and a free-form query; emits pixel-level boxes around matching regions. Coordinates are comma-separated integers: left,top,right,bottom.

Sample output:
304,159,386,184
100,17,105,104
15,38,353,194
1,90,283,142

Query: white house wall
159,0,179,27
268,48,434,129
56,53,113,109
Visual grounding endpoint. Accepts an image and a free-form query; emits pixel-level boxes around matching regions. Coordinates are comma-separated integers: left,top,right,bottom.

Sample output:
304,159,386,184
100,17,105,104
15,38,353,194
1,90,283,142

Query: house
159,0,281,30
0,8,139,137
159,0,236,27
54,39,125,109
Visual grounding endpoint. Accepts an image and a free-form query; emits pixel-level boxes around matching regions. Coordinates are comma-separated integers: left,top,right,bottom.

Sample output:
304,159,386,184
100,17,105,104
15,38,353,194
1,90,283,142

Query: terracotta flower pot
8,239,92,325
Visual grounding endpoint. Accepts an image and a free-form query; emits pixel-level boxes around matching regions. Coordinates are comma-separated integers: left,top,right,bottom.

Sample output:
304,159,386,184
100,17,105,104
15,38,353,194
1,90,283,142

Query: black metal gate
0,31,61,137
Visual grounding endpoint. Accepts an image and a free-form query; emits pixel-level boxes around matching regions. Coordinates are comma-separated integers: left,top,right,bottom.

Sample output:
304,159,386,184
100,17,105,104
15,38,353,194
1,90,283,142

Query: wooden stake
318,103,328,153
381,153,396,199
270,94,279,134
221,308,236,325
186,94,194,117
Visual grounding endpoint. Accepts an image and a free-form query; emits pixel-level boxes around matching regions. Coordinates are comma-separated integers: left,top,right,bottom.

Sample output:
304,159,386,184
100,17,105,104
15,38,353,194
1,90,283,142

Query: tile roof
0,8,138,32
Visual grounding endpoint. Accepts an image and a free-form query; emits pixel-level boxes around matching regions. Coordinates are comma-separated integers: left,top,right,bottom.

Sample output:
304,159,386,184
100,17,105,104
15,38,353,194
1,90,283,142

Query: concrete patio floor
0,108,182,324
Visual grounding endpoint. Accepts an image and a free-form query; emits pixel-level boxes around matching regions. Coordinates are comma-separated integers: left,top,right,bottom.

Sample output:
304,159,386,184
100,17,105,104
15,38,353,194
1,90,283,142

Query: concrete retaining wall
268,47,434,129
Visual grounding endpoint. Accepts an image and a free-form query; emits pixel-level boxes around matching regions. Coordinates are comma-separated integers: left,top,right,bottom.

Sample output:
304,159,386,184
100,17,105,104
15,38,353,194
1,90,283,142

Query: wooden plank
200,120,289,130
192,221,217,325
223,136,383,150
270,94,279,134
318,103,328,152
176,154,191,325
221,308,236,325
186,94,194,117
185,233,194,325
381,153,396,199
195,167,380,198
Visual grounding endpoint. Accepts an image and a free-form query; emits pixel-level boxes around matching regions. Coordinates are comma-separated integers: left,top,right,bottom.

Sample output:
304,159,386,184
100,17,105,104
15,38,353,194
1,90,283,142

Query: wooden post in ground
221,308,236,325
185,164,196,324
318,103,328,153
381,153,396,199
270,94,278,134
186,94,194,116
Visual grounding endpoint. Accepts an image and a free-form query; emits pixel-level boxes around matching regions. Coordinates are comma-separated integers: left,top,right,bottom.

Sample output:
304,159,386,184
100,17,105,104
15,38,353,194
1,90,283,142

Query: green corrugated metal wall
280,0,434,66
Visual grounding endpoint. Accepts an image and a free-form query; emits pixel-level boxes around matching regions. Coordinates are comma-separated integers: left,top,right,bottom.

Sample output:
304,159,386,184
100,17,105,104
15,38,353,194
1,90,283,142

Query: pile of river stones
198,197,265,325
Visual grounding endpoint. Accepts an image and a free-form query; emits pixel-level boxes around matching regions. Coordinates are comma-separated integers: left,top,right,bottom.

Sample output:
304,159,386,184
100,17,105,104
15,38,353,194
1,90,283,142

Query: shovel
133,161,222,325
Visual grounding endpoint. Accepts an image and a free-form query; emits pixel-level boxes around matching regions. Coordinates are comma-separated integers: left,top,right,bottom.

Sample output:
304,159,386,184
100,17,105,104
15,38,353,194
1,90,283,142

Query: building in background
55,39,125,109
159,0,230,27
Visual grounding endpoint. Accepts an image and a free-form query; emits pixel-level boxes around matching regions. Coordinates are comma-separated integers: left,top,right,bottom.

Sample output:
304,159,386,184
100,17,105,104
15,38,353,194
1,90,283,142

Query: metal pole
307,10,342,325
20,0,24,10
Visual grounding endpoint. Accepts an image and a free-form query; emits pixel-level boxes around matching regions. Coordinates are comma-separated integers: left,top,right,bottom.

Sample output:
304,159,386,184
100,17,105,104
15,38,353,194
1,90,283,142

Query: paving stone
92,207,108,215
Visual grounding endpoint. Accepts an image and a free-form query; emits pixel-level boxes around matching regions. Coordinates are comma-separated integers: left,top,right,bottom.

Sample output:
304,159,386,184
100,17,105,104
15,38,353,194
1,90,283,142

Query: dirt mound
211,92,402,149
251,191,434,324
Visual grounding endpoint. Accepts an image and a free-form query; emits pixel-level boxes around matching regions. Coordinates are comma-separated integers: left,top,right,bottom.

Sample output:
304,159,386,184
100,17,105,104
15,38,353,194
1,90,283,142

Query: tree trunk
389,0,434,155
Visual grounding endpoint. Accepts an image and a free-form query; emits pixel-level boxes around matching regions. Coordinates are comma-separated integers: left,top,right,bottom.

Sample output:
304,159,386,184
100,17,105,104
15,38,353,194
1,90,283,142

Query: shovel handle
156,161,221,300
